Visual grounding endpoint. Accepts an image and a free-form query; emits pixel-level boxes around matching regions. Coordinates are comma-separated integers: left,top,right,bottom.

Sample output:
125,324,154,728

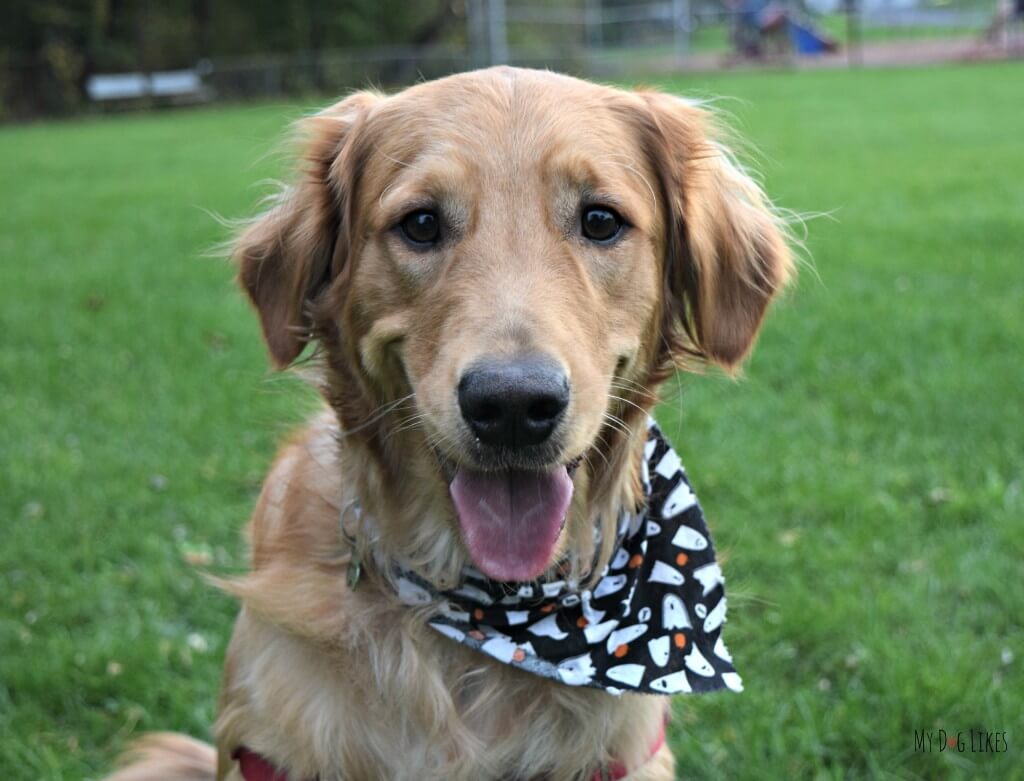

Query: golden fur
108,67,791,781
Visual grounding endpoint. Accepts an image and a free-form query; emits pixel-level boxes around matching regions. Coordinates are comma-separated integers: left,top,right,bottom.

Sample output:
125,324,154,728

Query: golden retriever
109,66,792,781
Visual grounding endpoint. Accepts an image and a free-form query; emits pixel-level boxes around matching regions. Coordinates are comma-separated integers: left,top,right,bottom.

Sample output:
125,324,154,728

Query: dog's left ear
639,93,793,371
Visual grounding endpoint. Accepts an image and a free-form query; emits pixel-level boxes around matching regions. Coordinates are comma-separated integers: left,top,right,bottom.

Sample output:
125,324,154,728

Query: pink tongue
450,466,574,582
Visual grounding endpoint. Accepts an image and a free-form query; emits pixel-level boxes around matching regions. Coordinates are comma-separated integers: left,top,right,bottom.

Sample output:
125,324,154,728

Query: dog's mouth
435,450,583,583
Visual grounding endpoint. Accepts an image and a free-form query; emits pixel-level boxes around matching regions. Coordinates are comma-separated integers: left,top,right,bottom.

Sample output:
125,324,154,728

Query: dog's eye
399,210,441,246
581,207,624,243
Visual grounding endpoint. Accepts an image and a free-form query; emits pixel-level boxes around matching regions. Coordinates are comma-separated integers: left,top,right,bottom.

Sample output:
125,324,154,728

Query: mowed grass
1,63,1021,780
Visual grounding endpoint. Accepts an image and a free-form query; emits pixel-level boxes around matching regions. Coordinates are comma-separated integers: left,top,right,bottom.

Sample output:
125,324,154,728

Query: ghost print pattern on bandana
394,420,742,696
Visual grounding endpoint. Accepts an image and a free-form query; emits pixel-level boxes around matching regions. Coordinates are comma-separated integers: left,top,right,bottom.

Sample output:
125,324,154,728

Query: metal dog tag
347,552,362,591
340,501,363,590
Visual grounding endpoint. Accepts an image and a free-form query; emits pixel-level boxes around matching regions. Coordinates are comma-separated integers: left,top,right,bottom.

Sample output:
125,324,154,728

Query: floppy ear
640,93,793,371
234,92,379,368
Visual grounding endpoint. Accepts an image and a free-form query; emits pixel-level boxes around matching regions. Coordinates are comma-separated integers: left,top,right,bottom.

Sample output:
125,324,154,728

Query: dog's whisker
383,412,432,443
608,377,656,393
339,393,417,440
607,393,650,417
601,420,629,439
424,429,459,455
601,412,632,439
391,415,426,434
608,388,658,407
606,409,638,439
586,431,616,480
608,377,660,400
583,444,610,472
608,381,656,398
613,374,661,396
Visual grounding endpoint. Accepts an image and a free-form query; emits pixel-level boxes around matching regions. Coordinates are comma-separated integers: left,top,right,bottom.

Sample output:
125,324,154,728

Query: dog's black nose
458,357,569,448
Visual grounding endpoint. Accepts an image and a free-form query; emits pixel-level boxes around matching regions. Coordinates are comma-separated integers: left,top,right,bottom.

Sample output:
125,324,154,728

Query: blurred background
2,0,1022,118
1,2,1022,781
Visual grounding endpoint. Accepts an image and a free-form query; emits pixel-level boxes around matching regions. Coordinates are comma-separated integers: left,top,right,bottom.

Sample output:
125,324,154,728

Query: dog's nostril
527,396,565,424
458,356,569,449
473,401,502,425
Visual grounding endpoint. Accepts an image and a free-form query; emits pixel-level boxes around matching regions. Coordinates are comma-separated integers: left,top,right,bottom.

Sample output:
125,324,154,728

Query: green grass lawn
2,63,1022,780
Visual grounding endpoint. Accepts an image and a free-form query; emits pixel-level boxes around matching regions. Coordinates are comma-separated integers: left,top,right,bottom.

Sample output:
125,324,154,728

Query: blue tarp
789,20,832,54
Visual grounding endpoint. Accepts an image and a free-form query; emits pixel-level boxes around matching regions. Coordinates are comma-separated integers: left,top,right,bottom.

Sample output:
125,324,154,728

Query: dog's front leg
213,609,379,781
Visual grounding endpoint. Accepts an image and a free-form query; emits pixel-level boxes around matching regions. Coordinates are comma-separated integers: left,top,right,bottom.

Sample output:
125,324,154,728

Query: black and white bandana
390,419,741,696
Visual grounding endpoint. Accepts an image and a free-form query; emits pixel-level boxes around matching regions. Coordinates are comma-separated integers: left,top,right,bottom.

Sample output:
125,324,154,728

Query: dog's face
236,68,790,582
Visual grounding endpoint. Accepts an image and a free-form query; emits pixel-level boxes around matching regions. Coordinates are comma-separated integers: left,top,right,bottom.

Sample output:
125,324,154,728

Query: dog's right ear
235,92,379,368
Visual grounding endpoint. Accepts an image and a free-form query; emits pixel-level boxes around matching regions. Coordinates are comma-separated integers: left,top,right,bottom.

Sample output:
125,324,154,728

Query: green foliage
1,63,1022,779
1,0,463,64
0,0,466,116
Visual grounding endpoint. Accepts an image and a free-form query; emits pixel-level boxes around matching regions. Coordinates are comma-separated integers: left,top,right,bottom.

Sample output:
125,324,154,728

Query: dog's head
235,68,792,583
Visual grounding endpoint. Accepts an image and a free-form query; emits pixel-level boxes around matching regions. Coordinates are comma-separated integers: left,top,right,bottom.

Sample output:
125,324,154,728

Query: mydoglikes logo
914,729,1009,753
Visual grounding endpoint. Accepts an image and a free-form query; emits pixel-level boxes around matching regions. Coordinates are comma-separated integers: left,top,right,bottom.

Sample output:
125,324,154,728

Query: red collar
597,717,666,780
233,719,665,781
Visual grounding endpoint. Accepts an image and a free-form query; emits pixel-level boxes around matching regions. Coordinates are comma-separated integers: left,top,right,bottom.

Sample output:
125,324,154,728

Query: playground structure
461,0,846,67
727,0,840,60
